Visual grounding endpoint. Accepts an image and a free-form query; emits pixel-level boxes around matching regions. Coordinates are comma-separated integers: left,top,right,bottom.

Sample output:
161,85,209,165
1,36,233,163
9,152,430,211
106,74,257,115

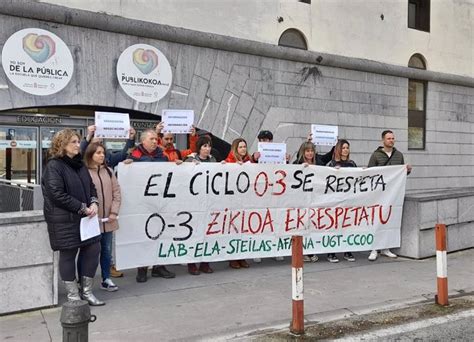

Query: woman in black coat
42,129,104,306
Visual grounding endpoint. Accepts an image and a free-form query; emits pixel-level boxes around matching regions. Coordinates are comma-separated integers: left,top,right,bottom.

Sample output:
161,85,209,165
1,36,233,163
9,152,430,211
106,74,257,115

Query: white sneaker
303,255,312,262
275,256,284,261
310,255,319,262
381,249,397,258
368,250,378,261
253,258,262,263
101,278,118,292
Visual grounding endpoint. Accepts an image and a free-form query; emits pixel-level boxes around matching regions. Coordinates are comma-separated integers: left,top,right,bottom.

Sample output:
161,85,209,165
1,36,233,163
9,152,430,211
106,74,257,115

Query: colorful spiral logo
22,33,56,63
132,48,159,74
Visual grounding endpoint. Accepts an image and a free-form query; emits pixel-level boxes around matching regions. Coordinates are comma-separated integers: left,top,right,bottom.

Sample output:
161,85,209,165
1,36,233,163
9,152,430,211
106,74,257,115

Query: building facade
38,0,473,78
0,0,473,195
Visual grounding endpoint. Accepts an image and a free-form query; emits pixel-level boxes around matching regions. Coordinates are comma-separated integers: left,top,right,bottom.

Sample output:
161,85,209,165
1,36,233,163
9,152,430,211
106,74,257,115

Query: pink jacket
88,165,121,233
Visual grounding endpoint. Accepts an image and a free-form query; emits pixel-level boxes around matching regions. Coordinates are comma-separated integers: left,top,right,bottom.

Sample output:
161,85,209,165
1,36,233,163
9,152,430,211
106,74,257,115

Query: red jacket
225,151,252,163
158,135,197,161
130,144,168,161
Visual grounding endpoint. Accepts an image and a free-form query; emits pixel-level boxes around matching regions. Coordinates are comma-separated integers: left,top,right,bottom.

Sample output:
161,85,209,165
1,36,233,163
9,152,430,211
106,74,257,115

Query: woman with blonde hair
294,141,334,166
225,137,252,164
42,129,104,305
225,138,252,269
84,142,122,291
293,140,334,262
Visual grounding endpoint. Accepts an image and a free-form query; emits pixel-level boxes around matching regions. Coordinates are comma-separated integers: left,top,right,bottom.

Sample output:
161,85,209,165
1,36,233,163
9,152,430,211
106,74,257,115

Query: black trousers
59,242,100,281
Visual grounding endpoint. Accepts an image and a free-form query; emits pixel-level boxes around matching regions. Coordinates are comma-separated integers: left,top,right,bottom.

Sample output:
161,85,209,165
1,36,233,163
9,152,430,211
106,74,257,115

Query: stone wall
395,188,474,259
409,83,474,190
0,211,58,314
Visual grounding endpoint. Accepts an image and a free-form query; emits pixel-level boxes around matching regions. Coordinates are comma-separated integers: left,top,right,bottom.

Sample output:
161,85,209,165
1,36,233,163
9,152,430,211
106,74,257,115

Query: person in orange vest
155,122,198,162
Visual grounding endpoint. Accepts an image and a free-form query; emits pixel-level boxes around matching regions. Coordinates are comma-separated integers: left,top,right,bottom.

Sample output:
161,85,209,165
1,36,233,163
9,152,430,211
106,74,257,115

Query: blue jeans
100,231,113,280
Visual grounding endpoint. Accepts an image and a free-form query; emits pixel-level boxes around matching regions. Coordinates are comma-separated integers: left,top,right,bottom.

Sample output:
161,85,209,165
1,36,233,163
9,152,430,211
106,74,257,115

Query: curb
206,288,474,341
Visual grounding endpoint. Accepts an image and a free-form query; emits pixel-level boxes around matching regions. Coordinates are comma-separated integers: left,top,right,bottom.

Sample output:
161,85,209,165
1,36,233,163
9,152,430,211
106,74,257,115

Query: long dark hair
333,139,350,161
83,142,113,177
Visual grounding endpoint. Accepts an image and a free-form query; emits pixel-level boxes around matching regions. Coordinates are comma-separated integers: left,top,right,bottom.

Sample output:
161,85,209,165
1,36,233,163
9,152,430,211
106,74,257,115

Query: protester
80,125,135,278
84,142,122,291
251,130,273,163
127,129,176,282
196,129,224,162
293,141,319,262
294,138,334,166
225,138,251,269
250,130,284,263
184,136,217,275
155,122,197,161
326,139,356,263
41,129,104,306
367,130,412,261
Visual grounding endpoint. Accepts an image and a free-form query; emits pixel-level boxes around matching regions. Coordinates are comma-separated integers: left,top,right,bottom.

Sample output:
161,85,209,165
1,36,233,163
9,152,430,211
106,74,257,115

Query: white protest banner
311,124,338,146
95,112,130,139
116,163,406,269
162,110,194,134
258,142,286,164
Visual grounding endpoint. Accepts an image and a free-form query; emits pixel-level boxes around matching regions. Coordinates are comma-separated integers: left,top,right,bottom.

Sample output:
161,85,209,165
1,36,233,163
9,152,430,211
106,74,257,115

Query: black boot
151,265,175,279
136,267,148,283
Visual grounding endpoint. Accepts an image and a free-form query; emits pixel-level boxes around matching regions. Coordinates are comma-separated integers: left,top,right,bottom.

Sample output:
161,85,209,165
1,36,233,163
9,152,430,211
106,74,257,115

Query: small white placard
95,112,130,139
258,142,287,164
311,124,338,146
162,110,194,134
80,216,101,241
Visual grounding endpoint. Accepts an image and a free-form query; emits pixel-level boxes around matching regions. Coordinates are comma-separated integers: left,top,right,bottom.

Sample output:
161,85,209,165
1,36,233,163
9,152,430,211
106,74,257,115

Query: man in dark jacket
128,129,176,283
367,130,412,261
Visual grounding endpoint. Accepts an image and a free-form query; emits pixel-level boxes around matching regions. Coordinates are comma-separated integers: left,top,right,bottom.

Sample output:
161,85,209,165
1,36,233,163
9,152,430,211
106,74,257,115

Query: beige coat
88,165,121,233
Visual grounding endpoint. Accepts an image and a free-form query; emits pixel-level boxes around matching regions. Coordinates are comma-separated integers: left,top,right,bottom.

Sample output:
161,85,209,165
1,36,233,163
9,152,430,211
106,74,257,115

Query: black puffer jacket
42,156,100,251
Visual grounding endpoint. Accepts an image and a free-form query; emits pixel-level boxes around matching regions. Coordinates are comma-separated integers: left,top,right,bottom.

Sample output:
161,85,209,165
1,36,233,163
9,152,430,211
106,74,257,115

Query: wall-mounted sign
16,115,62,124
2,28,74,96
116,44,172,103
0,140,37,149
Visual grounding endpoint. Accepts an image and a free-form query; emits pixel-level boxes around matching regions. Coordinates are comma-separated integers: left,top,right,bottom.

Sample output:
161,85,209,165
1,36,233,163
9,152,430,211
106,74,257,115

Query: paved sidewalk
1,249,473,341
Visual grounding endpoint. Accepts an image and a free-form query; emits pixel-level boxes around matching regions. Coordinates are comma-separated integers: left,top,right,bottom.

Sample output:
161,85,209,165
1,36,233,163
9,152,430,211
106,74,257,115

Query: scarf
60,154,83,170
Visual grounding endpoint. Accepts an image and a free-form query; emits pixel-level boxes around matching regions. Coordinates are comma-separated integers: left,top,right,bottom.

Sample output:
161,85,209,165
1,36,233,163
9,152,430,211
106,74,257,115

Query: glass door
0,126,38,184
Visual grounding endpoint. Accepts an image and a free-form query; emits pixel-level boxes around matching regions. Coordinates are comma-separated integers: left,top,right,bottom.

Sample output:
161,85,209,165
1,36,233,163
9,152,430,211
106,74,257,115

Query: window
408,54,426,69
408,0,430,32
278,29,308,50
407,54,427,150
298,0,311,4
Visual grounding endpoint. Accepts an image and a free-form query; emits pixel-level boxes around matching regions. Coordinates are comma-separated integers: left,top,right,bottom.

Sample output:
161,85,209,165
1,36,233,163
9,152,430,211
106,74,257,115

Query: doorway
0,126,38,184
